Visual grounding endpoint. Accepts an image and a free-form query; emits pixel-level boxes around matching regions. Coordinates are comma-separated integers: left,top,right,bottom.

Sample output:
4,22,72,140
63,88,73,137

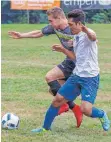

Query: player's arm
21,30,44,38
81,24,96,41
8,25,55,39
8,30,44,39
52,44,76,60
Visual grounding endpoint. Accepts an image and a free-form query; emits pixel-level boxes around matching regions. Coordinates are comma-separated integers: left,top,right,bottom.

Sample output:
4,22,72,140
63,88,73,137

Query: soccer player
31,9,110,133
8,7,83,127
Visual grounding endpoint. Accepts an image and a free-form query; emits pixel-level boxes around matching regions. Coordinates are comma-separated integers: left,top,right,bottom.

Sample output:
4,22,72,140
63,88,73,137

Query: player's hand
67,40,73,47
52,44,65,52
8,31,22,39
81,24,88,33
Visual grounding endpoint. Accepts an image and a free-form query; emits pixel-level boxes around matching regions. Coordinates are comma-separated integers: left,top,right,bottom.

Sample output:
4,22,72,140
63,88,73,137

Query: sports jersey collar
57,25,69,32
74,31,85,41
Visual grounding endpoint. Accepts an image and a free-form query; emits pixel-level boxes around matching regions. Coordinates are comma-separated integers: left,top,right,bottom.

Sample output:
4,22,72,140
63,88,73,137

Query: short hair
46,7,66,19
68,9,85,25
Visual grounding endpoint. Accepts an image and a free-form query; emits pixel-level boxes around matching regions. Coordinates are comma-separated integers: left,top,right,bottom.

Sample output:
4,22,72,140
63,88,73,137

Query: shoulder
42,24,55,35
63,26,72,34
43,24,54,31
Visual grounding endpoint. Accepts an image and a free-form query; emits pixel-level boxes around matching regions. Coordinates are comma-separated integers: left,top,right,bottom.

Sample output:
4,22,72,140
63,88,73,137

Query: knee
80,104,92,116
52,100,59,108
45,73,54,82
52,94,64,107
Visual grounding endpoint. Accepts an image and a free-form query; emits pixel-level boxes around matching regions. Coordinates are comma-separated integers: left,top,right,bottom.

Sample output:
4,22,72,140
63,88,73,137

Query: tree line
2,1,111,24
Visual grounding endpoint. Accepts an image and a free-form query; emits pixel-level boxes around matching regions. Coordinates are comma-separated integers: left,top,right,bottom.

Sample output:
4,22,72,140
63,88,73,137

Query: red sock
58,103,69,115
72,104,83,128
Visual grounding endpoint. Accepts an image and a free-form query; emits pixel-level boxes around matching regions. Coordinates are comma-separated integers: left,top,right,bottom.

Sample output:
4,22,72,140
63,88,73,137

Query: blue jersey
42,25,74,51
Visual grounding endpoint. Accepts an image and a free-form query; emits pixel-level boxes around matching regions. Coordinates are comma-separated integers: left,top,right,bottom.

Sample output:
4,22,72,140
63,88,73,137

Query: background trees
1,1,111,24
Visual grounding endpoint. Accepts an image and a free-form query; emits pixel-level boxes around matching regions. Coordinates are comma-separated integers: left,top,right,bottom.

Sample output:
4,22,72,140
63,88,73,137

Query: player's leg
81,101,110,131
58,78,83,128
42,75,81,131
45,61,83,127
45,66,69,113
45,66,64,95
57,60,83,127
31,75,80,133
31,94,67,133
80,75,110,131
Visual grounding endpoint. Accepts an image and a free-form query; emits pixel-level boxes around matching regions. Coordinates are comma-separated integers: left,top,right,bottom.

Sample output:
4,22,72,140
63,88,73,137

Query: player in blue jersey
31,9,110,133
8,7,83,128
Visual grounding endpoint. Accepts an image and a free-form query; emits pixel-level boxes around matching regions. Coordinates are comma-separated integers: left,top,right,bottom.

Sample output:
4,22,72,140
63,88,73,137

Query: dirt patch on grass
100,63,111,72
1,101,47,119
97,92,111,101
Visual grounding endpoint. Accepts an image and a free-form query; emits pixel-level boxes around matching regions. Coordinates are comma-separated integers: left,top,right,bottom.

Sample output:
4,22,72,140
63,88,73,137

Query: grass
1,24,111,142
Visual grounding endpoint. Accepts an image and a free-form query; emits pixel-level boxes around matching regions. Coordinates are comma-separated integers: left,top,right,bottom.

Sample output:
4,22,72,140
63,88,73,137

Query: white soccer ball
1,113,20,130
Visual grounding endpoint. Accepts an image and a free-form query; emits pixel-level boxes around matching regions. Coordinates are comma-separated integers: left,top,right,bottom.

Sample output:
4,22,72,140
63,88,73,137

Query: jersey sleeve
41,25,55,36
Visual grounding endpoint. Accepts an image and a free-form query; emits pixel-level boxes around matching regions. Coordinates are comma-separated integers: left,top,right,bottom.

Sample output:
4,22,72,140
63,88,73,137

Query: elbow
71,56,75,60
68,55,75,60
90,37,96,41
91,34,97,41
92,36,96,41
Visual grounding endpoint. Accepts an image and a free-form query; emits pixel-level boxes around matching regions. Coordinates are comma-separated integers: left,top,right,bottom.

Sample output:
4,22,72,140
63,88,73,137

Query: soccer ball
1,113,20,130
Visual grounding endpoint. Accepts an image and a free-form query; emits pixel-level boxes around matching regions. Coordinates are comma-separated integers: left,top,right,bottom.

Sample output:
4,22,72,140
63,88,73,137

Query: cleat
72,104,83,128
99,112,110,131
58,103,69,115
31,127,47,133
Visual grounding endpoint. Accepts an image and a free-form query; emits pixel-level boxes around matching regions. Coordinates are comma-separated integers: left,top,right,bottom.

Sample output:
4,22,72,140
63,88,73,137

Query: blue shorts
58,74,99,104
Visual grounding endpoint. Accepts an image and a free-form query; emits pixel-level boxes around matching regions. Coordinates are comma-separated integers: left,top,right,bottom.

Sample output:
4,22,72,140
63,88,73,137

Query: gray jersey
73,29,99,77
42,25,74,51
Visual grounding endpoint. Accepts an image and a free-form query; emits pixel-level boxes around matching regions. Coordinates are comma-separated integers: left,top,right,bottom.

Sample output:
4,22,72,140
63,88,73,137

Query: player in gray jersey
8,7,83,128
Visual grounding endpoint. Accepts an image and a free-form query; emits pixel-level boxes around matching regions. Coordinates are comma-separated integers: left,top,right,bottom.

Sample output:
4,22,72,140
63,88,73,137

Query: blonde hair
46,7,66,19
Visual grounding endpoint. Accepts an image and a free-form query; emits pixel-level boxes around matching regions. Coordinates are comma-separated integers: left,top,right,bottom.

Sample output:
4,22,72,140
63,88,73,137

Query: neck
74,29,82,35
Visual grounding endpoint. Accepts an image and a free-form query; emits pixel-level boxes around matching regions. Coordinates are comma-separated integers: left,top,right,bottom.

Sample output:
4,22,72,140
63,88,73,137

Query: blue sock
42,104,60,130
91,107,104,118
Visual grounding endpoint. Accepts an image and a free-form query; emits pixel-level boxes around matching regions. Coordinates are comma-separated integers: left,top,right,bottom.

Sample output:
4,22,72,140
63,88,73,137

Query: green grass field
1,24,111,142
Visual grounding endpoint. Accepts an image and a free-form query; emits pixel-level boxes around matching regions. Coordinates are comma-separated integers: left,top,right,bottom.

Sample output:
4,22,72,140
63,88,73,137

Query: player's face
48,15,60,29
68,18,82,34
